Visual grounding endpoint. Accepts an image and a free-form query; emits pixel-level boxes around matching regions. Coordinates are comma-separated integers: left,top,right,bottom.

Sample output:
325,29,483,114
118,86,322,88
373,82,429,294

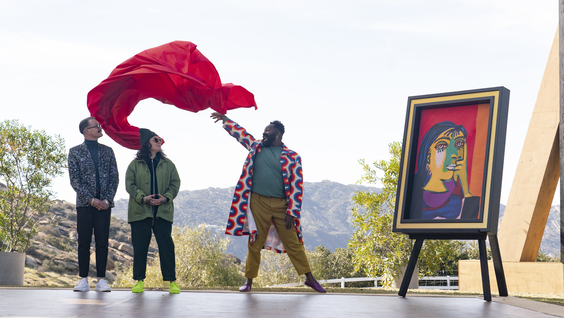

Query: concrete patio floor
0,288,562,318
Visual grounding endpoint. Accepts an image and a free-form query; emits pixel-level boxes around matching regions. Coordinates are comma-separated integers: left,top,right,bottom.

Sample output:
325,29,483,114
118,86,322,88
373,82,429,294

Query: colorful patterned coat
223,119,304,253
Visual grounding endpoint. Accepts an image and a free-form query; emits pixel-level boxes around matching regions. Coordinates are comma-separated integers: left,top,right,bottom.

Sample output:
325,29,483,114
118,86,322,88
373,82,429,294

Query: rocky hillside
114,181,564,260
540,206,562,256
24,200,157,283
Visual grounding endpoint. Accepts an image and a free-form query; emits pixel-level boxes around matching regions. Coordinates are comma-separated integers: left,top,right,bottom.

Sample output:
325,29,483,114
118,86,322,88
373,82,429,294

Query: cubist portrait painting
408,103,490,220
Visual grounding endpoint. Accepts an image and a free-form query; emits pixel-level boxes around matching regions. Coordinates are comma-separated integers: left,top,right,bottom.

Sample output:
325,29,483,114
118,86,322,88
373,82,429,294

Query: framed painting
393,87,510,235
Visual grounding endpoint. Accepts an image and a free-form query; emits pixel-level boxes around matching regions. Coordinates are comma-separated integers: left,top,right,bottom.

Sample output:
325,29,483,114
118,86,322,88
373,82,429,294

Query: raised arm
210,112,257,151
210,112,226,123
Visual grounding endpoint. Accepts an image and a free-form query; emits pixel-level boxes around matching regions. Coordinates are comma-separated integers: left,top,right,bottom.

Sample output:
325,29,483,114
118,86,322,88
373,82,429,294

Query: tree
348,142,411,287
253,246,369,288
173,226,243,287
418,239,468,275
309,246,363,280
0,120,67,252
308,246,369,287
536,250,560,262
348,142,467,287
251,250,302,287
113,225,244,288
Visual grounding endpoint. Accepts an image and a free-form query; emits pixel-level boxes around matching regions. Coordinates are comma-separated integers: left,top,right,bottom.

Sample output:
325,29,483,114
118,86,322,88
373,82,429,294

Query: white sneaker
73,279,90,292
95,279,111,292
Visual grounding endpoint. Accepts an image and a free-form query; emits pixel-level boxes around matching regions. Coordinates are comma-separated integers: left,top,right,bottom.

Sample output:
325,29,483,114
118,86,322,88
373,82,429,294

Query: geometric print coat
222,119,304,253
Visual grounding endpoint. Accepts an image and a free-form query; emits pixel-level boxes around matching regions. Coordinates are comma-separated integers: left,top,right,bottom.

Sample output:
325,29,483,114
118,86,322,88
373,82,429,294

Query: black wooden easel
398,232,508,301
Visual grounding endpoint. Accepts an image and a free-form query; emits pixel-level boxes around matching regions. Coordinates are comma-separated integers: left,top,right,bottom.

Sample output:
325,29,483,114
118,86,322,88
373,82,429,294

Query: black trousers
130,217,176,281
76,207,111,278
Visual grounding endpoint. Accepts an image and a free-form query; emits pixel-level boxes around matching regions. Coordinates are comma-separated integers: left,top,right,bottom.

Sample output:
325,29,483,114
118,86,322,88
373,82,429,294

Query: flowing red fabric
87,41,257,149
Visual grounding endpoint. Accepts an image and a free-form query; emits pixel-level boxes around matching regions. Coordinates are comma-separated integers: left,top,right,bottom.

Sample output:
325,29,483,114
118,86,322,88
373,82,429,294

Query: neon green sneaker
169,281,180,294
132,280,144,293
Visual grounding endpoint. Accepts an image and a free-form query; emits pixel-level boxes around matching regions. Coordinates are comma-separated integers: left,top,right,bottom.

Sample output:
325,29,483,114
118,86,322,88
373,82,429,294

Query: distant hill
112,181,562,259
25,180,559,278
112,180,379,259
498,204,561,257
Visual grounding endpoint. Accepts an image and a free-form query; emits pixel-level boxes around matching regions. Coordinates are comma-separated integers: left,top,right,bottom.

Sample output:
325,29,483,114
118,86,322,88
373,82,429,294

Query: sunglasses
152,137,164,144
86,124,101,130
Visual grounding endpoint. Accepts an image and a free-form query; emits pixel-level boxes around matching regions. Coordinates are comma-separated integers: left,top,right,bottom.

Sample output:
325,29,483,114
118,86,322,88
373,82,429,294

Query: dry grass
513,293,564,307
24,267,76,288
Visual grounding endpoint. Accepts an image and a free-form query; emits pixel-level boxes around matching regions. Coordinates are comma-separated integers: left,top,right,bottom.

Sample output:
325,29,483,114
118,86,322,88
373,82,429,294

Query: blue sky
0,0,559,204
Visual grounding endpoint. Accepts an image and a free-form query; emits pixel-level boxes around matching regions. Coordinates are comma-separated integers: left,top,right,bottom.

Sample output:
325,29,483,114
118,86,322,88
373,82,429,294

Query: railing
270,276,458,289
418,276,458,290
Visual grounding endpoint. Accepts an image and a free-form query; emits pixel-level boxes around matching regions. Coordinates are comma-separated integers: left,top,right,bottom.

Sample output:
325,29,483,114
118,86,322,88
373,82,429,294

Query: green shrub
41,259,67,274
113,225,244,289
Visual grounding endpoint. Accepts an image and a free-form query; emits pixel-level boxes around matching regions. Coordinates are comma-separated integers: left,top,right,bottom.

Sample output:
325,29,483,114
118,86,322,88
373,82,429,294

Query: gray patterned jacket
68,142,119,208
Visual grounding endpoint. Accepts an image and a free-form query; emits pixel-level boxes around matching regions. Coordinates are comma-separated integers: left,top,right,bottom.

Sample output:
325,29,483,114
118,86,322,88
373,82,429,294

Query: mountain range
111,180,562,260
112,180,375,259
9,180,559,286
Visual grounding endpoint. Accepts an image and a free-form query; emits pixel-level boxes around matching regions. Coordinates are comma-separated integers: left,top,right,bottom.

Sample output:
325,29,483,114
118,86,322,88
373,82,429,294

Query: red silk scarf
87,41,257,149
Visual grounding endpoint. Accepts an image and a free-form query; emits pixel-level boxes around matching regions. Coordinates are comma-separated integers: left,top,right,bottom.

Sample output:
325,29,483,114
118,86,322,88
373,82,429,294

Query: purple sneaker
304,280,326,293
239,283,251,292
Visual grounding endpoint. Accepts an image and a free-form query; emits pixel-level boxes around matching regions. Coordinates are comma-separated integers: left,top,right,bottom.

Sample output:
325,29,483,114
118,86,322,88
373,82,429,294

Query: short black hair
79,117,95,134
270,120,285,136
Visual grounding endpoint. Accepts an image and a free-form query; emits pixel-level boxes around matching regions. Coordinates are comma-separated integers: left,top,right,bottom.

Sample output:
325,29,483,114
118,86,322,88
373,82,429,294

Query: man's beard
262,132,276,147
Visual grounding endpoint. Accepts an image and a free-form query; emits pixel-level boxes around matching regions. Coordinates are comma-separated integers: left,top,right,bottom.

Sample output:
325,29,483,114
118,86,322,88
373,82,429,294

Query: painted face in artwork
426,128,466,184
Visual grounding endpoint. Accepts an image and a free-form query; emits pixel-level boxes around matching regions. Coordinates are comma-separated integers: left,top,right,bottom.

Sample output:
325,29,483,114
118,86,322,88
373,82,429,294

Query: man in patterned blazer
211,112,325,293
68,117,119,292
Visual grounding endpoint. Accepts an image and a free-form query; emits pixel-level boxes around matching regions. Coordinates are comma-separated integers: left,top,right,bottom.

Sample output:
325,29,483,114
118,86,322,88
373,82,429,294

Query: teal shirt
252,147,286,198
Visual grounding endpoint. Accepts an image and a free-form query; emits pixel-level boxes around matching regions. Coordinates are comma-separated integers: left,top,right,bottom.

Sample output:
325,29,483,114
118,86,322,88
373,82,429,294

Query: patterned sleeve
286,152,303,219
222,119,258,151
68,148,93,202
106,147,119,204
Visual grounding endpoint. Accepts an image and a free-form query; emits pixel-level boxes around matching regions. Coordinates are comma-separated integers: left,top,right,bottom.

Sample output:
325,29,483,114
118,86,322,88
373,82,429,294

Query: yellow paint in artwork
423,130,467,193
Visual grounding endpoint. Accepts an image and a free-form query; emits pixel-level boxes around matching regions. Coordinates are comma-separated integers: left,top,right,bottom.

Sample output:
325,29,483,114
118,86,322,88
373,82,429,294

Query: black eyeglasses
153,137,163,143
86,124,101,130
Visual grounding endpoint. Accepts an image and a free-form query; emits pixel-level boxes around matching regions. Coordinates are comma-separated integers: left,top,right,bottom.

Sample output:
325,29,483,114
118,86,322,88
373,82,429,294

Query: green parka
125,157,180,223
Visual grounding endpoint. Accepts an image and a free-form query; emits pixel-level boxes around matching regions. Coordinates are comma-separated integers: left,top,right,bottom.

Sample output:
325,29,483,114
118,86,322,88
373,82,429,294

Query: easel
398,233,508,302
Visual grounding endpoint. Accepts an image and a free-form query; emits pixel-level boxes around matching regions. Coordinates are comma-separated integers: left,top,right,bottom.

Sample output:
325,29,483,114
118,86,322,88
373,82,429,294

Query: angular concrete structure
460,30,564,295
459,260,564,294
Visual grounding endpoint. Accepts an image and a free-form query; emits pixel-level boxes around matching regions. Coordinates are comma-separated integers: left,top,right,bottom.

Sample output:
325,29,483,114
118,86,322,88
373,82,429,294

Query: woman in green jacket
126,128,181,294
